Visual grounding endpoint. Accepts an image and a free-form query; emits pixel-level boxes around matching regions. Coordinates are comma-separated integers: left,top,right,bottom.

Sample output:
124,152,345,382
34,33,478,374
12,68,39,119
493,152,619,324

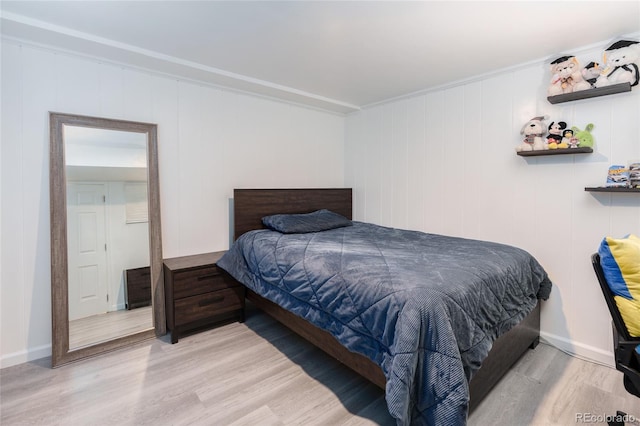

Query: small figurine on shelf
571,123,595,148
517,115,548,152
595,40,640,88
546,121,568,149
582,62,602,88
548,55,592,96
562,129,580,148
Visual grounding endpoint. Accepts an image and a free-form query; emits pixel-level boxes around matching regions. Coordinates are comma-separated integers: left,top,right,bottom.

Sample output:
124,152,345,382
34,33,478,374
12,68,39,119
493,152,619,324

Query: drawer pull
198,296,224,307
197,274,217,281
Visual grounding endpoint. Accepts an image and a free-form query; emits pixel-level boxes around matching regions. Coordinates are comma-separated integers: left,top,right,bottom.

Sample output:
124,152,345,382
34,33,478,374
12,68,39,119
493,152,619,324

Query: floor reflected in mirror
69,306,153,349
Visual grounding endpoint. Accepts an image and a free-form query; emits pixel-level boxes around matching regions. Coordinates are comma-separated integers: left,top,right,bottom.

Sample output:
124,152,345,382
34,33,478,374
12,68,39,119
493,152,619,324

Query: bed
218,188,551,425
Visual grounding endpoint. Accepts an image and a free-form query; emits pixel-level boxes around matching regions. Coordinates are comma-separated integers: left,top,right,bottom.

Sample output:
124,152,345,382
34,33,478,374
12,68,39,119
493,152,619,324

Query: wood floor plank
2,303,639,426
228,405,284,426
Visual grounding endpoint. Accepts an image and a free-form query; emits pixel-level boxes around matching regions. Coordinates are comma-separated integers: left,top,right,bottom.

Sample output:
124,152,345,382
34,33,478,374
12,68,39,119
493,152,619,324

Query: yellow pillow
614,296,640,336
598,234,640,337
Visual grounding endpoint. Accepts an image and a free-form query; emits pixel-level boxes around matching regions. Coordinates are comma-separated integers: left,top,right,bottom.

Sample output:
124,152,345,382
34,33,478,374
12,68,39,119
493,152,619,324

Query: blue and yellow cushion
598,234,640,337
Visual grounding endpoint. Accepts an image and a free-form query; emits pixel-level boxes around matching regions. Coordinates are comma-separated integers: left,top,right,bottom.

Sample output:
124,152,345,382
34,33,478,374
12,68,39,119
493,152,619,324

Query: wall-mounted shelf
585,187,640,193
547,82,631,104
517,147,593,157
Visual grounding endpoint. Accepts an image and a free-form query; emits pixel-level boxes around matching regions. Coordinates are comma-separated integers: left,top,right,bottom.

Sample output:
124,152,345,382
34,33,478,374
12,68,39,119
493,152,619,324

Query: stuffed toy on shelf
595,40,640,88
561,129,579,148
571,123,595,148
517,115,549,152
548,55,592,96
546,121,568,149
582,62,602,88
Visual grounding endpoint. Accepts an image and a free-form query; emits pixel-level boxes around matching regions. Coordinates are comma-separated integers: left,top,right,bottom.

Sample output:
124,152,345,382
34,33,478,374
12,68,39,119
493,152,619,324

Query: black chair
591,253,640,398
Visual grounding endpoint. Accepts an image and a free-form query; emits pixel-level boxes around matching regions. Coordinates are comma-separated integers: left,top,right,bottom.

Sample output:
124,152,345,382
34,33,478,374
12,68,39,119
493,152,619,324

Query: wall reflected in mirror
64,125,153,350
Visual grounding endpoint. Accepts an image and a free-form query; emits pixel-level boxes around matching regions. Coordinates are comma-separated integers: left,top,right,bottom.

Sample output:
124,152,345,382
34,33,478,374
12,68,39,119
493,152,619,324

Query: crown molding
0,11,360,115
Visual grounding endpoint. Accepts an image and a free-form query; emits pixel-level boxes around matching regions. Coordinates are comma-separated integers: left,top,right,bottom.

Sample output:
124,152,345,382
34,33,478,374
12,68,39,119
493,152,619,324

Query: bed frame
232,188,540,413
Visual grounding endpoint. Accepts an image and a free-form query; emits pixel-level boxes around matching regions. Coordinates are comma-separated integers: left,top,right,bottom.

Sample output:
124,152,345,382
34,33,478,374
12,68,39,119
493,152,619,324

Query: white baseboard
1,344,51,369
111,303,126,312
541,331,615,368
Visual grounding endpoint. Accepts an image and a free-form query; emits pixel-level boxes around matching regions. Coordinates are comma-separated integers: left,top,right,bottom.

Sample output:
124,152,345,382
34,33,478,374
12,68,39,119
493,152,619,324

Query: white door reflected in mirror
67,182,109,322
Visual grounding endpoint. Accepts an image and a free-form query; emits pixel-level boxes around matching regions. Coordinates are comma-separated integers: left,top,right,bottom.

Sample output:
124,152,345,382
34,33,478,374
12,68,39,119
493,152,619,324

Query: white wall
105,181,150,311
0,39,345,367
3,33,637,371
345,42,640,366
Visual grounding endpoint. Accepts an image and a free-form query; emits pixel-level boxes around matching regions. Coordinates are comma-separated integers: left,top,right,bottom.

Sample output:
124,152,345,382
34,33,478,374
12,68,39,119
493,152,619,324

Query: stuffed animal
582,62,602,87
595,40,640,88
548,55,592,96
562,129,579,148
571,123,595,148
546,121,568,149
517,115,548,152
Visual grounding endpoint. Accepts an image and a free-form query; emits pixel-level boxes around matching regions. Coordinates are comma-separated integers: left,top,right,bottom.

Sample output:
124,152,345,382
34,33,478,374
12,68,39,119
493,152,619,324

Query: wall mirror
49,112,165,367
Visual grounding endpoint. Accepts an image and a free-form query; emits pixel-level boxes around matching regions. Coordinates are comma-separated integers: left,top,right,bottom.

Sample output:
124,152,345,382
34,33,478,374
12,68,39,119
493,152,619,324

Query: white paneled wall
345,45,640,366
0,40,344,367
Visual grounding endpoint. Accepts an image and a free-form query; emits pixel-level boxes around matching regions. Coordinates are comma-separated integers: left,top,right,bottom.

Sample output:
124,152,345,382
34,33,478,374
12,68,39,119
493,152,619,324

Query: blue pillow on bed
262,209,352,234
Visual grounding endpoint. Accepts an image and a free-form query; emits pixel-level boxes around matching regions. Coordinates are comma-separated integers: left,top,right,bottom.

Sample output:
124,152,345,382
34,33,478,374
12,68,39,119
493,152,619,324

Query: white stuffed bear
595,40,640,88
517,115,549,152
548,56,592,96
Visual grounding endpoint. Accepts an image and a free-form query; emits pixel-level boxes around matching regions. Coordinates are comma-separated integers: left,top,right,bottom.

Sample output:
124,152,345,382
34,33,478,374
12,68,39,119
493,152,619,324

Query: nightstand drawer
173,267,238,299
174,287,244,326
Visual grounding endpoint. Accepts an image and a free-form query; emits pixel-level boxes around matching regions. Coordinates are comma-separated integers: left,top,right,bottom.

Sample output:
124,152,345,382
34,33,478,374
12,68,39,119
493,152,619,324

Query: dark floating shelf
547,82,631,104
585,187,640,193
517,147,593,157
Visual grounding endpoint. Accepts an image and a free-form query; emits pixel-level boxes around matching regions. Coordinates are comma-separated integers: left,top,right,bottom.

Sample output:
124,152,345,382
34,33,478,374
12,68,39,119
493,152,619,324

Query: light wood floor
2,303,639,426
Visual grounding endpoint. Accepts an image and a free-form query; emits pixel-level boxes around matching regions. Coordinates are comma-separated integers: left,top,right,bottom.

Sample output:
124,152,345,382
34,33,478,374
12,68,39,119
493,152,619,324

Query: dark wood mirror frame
49,112,165,367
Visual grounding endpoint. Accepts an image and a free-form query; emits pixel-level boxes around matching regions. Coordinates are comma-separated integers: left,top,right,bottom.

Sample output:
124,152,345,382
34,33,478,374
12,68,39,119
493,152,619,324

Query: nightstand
164,251,245,343
125,266,151,309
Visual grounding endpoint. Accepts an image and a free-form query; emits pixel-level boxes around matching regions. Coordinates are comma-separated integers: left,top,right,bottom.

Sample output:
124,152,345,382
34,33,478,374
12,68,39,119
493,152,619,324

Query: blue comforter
217,222,552,425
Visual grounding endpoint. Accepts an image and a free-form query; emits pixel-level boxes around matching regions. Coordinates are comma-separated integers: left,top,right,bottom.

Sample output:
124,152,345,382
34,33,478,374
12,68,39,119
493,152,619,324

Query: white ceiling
2,1,639,113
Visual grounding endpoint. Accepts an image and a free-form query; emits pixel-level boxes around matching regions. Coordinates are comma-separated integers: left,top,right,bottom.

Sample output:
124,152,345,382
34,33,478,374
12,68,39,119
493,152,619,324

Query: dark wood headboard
233,188,352,240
